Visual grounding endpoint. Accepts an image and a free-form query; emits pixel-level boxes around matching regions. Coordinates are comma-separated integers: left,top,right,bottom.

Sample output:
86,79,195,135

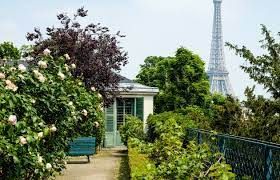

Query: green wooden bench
67,137,96,163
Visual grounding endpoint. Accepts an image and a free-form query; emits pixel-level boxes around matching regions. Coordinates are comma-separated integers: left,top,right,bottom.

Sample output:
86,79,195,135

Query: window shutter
105,105,114,132
136,97,144,121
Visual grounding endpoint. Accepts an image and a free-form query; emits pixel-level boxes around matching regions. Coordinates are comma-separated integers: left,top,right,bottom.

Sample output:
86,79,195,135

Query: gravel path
56,147,128,180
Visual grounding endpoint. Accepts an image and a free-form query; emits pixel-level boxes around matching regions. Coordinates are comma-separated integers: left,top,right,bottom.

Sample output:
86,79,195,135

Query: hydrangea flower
33,70,46,83
43,48,51,56
46,163,52,170
82,109,88,116
18,64,26,72
94,121,99,128
5,80,18,92
0,72,5,79
8,115,17,125
38,156,43,164
33,69,40,75
19,136,27,145
64,64,69,71
58,71,65,80
71,64,76,69
38,132,43,138
64,54,70,60
91,86,96,91
38,75,46,83
50,125,57,132
38,61,48,69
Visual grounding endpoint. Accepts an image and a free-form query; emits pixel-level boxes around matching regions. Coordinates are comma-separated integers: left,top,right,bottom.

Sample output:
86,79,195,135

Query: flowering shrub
0,51,103,179
27,7,128,106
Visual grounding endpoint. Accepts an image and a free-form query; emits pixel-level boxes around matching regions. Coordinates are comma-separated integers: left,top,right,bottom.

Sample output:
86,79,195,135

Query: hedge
127,139,156,180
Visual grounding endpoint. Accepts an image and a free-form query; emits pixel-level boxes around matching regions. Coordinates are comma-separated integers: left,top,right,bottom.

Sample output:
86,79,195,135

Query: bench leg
87,155,90,163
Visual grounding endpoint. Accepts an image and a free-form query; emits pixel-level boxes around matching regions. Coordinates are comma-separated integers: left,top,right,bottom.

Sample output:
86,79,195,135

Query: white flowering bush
0,52,103,179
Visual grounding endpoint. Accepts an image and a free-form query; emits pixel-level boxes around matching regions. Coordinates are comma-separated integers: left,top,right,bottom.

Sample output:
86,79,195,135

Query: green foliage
127,138,156,180
208,94,242,134
176,105,211,130
147,113,235,179
27,7,128,106
136,47,210,113
0,51,103,179
0,42,21,60
147,112,197,142
238,88,280,142
119,115,145,145
124,112,236,179
155,141,235,179
227,25,280,143
227,25,280,99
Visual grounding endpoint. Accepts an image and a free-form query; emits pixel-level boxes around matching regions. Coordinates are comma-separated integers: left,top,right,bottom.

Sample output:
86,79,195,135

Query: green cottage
104,77,159,147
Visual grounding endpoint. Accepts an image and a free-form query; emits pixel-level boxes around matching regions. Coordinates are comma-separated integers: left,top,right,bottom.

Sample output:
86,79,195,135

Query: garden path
56,147,128,180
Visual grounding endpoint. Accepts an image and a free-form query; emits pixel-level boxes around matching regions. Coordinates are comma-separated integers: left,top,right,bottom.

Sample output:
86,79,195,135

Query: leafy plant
147,112,197,142
119,115,145,146
227,25,280,143
26,7,128,105
0,50,103,179
0,42,21,60
127,138,156,180
136,47,210,113
125,112,236,179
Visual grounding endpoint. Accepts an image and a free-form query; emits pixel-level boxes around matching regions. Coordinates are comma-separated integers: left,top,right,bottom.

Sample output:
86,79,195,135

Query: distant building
207,0,233,95
104,77,158,147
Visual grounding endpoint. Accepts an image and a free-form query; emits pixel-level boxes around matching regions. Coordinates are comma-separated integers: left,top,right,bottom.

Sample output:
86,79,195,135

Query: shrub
127,138,156,180
119,115,145,146
155,141,235,179
0,51,103,179
176,105,211,130
27,7,128,105
128,112,237,179
0,42,21,60
147,112,197,142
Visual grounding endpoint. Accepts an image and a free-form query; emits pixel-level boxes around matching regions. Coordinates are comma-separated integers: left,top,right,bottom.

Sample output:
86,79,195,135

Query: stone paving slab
56,147,127,180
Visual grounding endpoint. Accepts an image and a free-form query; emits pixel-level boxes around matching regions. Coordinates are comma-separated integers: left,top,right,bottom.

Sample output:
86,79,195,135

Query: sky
1,0,280,99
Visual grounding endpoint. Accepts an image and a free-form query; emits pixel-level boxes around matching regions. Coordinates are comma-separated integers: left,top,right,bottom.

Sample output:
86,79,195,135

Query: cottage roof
118,76,159,95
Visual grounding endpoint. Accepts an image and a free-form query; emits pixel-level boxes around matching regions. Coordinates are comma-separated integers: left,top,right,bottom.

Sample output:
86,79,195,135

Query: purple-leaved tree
27,7,128,105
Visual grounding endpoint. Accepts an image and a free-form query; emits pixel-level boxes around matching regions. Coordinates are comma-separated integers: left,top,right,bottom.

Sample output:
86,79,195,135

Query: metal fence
186,128,280,180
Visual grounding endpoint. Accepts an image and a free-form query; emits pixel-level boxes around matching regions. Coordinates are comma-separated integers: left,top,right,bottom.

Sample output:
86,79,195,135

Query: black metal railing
186,128,280,180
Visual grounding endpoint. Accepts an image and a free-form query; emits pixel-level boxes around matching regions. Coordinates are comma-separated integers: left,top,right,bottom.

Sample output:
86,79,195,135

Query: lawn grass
117,150,130,180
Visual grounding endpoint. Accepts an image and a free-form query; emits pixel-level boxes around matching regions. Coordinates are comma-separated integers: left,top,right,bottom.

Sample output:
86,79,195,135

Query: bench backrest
68,137,96,155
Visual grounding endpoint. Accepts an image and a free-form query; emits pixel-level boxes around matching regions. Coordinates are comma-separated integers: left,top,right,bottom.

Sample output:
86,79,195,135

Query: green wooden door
105,104,115,147
105,97,144,147
116,98,135,146
115,97,144,146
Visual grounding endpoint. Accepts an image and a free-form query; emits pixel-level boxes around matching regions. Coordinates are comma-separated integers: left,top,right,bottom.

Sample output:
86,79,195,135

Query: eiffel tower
207,0,233,95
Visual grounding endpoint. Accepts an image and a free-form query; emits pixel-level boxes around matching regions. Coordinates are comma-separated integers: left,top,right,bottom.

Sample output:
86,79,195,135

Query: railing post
218,136,225,154
264,146,273,180
197,131,202,144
